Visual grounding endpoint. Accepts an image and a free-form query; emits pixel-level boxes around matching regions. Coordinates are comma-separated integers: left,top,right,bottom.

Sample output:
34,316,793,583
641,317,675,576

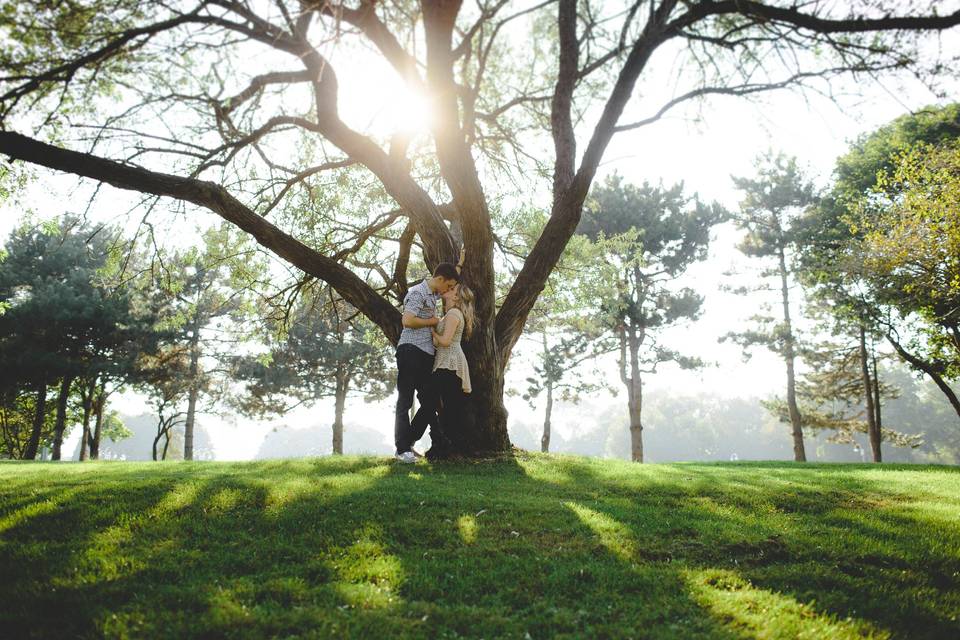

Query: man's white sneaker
395,451,417,464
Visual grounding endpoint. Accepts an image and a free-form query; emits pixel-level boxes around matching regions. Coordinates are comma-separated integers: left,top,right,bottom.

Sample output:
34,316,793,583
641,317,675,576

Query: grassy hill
1,454,958,639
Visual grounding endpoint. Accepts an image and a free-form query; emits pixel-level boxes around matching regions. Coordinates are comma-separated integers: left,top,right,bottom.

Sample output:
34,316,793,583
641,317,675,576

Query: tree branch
0,131,403,343
667,1,960,36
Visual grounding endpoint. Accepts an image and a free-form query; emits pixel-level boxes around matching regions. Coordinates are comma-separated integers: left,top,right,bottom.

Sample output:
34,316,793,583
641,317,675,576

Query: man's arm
402,311,439,328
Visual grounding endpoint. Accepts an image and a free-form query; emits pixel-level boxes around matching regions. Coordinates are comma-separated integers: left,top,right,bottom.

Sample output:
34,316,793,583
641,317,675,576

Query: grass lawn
1,454,958,639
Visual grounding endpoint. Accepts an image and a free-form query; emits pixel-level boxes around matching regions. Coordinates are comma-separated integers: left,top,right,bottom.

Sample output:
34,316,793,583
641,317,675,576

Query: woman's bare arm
433,312,461,348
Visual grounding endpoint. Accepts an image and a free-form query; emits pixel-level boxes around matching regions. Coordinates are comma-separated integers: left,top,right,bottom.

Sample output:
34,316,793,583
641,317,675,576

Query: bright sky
5,8,958,460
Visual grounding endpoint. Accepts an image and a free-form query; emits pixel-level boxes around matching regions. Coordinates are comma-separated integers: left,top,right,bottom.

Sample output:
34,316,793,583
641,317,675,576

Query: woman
430,283,474,457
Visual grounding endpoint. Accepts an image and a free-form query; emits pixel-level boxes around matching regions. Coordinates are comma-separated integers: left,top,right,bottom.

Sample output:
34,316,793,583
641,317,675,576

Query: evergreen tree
578,174,726,462
724,153,819,461
232,283,392,455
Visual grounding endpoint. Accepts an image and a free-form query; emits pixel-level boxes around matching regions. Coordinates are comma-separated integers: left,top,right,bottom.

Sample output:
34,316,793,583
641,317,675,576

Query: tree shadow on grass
0,456,958,639
542,459,960,638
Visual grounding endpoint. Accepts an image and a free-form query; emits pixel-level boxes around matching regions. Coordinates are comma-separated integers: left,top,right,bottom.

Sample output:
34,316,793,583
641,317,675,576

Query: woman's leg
428,370,460,457
438,370,466,437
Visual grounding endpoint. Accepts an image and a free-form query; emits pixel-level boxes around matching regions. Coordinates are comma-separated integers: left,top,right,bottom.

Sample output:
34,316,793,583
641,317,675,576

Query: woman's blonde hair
454,284,475,339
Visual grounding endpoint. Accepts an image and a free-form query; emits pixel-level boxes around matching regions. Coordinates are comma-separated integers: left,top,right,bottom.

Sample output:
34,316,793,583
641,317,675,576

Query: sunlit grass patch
686,568,891,639
1,454,958,639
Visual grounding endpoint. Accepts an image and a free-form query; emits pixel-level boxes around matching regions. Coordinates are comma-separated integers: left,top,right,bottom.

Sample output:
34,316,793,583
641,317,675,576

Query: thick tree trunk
24,381,47,460
52,376,73,461
859,323,882,462
451,342,510,455
777,247,806,462
332,367,347,455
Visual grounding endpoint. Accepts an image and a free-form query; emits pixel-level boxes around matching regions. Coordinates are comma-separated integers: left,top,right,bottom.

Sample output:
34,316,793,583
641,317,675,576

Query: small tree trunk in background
152,418,167,462
860,323,882,462
628,378,643,463
777,246,806,462
79,379,94,461
184,335,201,461
620,324,645,463
541,378,554,453
332,367,348,455
872,349,883,435
24,381,47,460
540,331,553,453
89,381,106,460
52,376,73,461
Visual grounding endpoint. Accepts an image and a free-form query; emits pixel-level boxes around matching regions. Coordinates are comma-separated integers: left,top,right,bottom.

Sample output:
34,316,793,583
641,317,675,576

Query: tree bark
332,366,348,455
859,322,882,462
24,381,47,460
886,332,960,421
450,346,510,455
777,245,806,462
51,376,73,461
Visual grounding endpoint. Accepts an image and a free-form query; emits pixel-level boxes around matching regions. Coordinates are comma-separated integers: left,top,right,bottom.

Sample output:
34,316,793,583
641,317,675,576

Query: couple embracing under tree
394,252,475,463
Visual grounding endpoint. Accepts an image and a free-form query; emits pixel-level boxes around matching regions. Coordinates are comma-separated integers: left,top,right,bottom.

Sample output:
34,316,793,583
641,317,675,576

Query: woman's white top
433,308,472,393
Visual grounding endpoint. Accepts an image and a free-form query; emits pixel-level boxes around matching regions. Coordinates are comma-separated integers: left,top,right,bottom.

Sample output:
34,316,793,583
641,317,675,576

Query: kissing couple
394,253,474,463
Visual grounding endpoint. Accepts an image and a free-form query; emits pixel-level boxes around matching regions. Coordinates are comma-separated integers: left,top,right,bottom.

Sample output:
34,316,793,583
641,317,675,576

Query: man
394,261,461,463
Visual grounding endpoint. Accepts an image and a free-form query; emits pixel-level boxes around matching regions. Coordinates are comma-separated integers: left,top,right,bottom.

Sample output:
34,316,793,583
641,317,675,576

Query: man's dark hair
433,262,461,281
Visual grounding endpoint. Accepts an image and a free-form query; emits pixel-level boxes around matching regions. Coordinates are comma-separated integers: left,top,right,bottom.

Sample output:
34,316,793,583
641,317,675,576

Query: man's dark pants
395,343,439,454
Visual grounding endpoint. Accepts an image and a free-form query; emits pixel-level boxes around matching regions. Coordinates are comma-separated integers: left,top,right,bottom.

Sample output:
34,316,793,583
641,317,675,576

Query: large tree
1,0,958,456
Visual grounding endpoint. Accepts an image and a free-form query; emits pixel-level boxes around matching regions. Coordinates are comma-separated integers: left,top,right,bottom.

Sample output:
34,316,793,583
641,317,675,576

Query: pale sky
5,10,957,460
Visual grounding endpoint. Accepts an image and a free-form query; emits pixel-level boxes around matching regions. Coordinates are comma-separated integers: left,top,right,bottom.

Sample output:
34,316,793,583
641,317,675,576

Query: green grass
1,454,959,639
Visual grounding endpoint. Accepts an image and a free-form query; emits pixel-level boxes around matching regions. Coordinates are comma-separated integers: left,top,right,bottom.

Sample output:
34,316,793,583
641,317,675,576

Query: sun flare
385,84,433,135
